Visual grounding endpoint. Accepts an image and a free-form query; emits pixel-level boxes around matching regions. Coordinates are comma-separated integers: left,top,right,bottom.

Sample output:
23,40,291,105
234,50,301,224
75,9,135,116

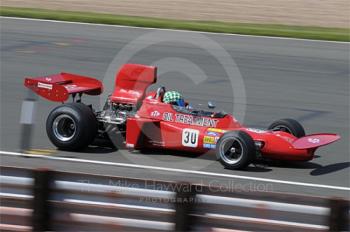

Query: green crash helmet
163,91,185,107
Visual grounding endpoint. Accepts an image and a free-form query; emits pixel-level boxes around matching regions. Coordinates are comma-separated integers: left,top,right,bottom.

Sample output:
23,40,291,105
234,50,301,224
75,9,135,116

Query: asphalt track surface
0,18,349,198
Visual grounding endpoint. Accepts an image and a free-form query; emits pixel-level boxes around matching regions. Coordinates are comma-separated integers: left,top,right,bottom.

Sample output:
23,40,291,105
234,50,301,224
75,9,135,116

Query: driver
163,91,186,107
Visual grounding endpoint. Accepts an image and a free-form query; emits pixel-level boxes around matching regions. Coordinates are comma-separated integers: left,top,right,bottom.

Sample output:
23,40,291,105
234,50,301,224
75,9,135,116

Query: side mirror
208,101,216,109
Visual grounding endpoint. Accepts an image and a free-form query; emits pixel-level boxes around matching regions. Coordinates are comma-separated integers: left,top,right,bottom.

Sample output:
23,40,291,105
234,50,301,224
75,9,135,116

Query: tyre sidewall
216,131,255,170
268,118,305,138
46,103,97,150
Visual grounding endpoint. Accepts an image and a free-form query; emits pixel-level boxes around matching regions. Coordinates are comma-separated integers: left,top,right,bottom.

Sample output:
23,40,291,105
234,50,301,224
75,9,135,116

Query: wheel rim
219,137,244,165
271,125,292,134
52,114,76,142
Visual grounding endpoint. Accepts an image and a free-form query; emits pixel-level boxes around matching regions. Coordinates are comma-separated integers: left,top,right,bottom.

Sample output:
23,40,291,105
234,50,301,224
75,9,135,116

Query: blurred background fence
0,165,349,231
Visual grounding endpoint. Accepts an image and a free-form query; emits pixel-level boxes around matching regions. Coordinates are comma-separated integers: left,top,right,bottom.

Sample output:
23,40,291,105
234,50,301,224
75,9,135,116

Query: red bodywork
24,73,102,102
111,64,157,105
24,64,340,161
125,92,339,161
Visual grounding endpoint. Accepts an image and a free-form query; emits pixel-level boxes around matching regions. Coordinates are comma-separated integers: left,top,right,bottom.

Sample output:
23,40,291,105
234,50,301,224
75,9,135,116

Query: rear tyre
268,118,305,138
216,131,256,170
46,103,97,150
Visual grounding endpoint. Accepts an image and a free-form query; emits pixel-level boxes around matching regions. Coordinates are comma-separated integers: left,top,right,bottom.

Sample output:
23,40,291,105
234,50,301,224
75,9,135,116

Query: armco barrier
0,166,349,231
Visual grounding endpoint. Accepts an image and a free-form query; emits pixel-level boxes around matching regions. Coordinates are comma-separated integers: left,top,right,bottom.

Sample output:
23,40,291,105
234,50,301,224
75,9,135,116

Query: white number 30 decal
182,129,199,147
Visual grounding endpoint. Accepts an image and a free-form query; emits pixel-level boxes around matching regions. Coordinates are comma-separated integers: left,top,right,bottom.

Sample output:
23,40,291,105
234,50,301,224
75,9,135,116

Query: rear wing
24,72,103,102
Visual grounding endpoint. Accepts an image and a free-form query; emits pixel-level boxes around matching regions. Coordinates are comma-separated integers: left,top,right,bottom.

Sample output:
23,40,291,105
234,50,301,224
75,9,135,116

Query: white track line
1,150,349,191
1,16,348,44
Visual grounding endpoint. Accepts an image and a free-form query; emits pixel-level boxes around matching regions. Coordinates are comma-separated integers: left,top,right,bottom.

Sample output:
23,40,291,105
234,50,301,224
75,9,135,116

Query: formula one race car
24,64,340,169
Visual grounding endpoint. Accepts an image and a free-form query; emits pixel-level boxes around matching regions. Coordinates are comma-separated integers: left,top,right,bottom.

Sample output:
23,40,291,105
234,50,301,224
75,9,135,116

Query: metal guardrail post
329,198,349,231
20,89,37,153
32,169,54,232
174,182,197,231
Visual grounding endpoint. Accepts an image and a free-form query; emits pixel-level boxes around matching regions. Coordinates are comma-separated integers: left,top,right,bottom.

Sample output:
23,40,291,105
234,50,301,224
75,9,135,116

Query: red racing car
24,64,340,169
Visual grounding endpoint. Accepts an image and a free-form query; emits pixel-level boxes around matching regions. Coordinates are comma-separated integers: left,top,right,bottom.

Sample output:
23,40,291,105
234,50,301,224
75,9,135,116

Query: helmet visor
176,99,185,107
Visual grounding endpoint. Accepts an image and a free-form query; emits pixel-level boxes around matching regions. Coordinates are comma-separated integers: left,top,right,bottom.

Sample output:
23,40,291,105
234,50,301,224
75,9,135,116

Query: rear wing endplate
24,73,103,102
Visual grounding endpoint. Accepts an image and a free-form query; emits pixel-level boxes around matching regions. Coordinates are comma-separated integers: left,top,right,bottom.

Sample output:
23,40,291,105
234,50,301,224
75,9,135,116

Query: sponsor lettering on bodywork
150,110,160,117
65,84,78,89
207,131,219,136
203,143,216,149
207,128,226,133
203,135,220,149
163,112,173,121
37,82,53,90
203,136,216,144
246,128,267,134
175,114,218,127
308,138,320,144
162,112,218,127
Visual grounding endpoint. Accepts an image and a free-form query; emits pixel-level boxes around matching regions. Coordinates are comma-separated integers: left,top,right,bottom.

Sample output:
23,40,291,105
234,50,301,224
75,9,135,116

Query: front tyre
46,103,97,150
268,118,305,138
216,131,256,170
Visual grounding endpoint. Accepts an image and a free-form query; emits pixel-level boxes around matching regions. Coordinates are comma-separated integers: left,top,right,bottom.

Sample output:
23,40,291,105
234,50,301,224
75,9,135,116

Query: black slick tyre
46,103,97,150
268,118,305,138
216,130,256,170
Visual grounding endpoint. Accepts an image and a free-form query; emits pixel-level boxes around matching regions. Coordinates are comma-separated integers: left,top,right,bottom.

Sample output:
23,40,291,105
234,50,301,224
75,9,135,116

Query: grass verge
1,7,349,42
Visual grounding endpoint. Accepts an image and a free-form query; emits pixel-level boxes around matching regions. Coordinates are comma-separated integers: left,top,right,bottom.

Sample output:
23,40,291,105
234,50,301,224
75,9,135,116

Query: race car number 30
182,129,199,147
